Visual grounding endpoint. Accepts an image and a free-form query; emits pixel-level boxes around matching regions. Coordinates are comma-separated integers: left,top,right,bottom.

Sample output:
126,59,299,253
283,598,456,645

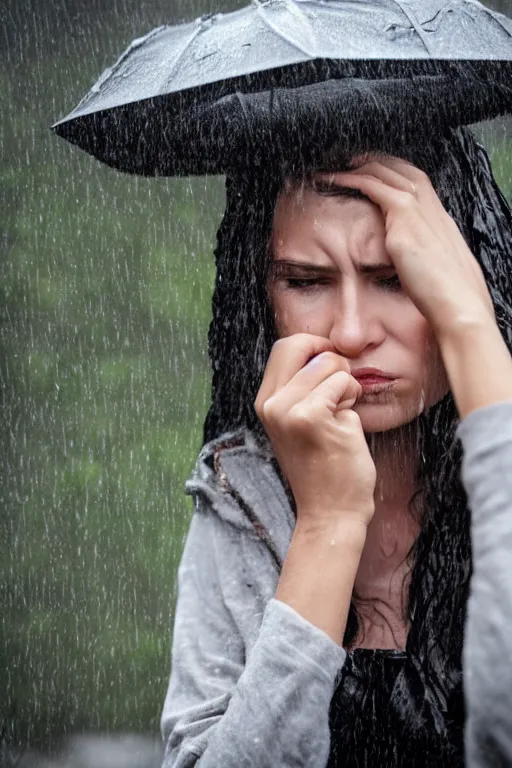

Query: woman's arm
161,499,346,768
438,316,512,419
276,515,367,646
442,318,512,767
333,155,512,765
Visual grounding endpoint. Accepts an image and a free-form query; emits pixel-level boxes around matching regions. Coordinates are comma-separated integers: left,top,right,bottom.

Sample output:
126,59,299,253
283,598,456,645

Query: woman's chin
354,400,421,433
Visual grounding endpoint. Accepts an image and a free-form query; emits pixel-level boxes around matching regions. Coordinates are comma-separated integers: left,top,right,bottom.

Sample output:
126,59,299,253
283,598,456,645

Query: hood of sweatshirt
185,428,294,568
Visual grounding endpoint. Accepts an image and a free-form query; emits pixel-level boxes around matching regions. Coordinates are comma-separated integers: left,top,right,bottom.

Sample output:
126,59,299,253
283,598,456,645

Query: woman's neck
355,421,422,601
348,423,423,650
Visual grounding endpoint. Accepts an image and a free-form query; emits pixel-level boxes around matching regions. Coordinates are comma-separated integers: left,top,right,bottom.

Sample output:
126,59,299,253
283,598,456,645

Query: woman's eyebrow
358,263,396,274
272,259,394,275
272,260,336,275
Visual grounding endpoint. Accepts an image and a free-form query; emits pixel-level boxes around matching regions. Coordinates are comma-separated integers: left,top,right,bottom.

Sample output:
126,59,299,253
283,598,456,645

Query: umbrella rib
161,25,206,83
253,0,317,57
82,25,166,103
477,1,512,40
387,0,434,54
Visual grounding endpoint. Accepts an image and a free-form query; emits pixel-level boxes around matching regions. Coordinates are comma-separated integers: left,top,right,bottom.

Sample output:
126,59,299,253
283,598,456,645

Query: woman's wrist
437,314,512,420
277,514,368,646
294,510,370,548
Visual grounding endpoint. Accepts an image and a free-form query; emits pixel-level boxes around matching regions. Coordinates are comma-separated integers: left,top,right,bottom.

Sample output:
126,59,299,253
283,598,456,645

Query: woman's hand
330,156,495,340
255,333,376,531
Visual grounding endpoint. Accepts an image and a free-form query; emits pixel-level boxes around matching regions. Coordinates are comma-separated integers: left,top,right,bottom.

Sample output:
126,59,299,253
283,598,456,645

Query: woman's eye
376,274,402,291
284,278,328,290
280,275,401,292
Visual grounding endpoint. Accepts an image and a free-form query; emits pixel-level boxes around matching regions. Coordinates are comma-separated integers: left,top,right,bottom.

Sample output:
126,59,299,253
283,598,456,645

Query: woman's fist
255,334,376,529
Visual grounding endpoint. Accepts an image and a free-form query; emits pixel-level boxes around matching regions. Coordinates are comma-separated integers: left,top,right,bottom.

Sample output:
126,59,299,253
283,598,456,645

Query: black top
327,649,465,768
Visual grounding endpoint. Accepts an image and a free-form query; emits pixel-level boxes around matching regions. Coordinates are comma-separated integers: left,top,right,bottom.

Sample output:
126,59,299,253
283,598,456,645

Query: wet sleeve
160,501,346,768
456,401,512,767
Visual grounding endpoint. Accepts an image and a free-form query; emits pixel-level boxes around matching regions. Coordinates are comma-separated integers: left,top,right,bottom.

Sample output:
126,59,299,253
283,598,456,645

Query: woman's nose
328,290,385,359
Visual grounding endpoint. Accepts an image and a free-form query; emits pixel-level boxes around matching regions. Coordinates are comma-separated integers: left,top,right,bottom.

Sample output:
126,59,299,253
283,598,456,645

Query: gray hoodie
161,400,512,767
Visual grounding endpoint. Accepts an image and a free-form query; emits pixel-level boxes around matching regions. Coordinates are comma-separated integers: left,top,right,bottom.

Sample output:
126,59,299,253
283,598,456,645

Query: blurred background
1,0,512,765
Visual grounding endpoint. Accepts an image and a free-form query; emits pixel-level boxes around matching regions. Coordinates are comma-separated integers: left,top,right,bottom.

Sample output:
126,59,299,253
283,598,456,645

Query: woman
160,127,512,767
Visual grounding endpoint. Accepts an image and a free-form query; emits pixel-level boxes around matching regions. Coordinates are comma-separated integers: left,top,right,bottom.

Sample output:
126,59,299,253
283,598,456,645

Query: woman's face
268,174,449,433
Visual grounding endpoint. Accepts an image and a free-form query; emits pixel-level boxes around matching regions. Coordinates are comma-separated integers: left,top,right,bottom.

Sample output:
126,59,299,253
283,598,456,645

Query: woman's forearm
438,316,512,420
275,517,367,646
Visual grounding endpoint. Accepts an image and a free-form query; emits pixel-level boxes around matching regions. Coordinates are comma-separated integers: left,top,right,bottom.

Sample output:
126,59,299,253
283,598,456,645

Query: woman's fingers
256,334,335,408
329,170,413,218
317,161,419,199
350,154,431,189
286,351,351,396
284,371,361,436
269,354,357,415
347,156,449,224
327,157,494,336
263,366,362,429
311,370,362,412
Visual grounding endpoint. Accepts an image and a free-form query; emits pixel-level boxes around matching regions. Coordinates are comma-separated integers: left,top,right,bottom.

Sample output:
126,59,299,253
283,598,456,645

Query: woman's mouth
356,375,394,386
356,377,396,393
351,369,397,393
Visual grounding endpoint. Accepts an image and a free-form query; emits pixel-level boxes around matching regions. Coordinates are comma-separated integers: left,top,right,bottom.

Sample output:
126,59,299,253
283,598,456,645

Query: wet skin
267,174,452,648
268,178,450,435
263,158,498,648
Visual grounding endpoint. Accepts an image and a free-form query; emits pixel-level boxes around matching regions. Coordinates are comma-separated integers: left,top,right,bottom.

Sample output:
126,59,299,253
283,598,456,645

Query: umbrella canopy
52,0,512,177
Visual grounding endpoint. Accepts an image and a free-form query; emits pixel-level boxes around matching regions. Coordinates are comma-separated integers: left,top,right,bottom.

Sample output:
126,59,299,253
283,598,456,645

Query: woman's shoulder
187,427,271,496
186,427,295,564
195,427,273,472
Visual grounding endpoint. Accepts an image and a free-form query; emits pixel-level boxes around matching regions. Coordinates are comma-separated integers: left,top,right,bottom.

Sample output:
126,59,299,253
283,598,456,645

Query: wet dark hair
203,127,512,740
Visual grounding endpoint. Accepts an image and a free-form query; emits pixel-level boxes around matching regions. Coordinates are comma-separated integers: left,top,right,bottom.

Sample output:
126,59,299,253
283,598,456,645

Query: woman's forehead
271,194,386,266
274,180,376,227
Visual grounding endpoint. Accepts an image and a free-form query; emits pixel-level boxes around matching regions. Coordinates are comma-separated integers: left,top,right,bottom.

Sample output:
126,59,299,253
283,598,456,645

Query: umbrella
52,0,512,177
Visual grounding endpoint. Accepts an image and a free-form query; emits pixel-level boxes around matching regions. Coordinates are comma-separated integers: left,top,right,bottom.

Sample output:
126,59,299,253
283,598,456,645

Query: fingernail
305,352,326,368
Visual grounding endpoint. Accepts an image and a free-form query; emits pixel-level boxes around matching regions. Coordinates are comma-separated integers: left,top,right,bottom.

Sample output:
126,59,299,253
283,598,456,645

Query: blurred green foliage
1,0,512,754
1,9,227,747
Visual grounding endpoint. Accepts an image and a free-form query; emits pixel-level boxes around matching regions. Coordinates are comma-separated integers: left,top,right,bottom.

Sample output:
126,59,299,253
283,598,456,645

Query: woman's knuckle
415,168,430,186
397,191,416,211
289,403,313,431
341,409,362,428
335,369,351,385
328,352,349,371
387,230,407,253
272,338,287,352
405,164,424,180
261,397,279,424
315,352,335,372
